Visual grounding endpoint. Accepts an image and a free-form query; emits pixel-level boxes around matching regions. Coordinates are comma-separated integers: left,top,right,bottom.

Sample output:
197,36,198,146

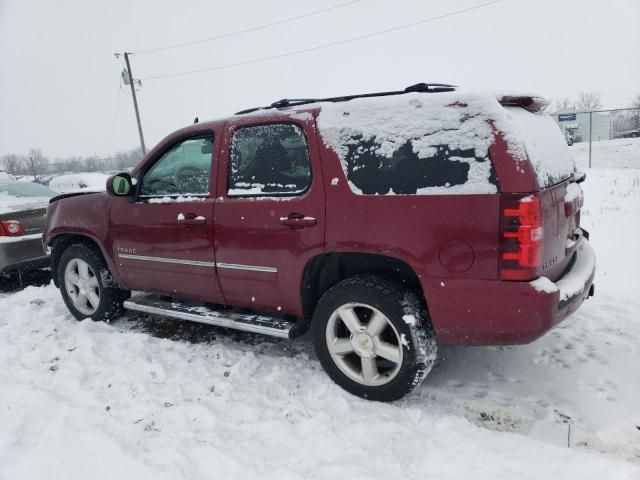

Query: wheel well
301,253,424,319
49,234,104,287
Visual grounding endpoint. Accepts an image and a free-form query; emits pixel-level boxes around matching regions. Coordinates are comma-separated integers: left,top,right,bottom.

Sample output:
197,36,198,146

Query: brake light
498,95,548,113
0,220,24,237
500,194,543,280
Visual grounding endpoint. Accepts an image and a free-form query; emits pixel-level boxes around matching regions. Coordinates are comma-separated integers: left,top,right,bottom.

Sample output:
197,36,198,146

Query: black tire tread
57,243,129,322
312,274,437,401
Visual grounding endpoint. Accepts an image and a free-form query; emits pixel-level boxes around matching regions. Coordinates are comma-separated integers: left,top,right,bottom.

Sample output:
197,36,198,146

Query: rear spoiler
498,95,548,113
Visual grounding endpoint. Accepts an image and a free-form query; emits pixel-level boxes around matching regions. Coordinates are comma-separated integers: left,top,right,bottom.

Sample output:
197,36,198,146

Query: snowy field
1,168,640,479
572,137,640,169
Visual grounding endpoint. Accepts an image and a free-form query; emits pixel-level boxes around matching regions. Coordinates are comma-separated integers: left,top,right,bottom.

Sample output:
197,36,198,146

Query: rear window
0,182,57,198
505,107,575,187
317,93,500,196
339,136,496,195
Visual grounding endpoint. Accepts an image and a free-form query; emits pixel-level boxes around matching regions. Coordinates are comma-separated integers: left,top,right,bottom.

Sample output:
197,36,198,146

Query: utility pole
589,111,593,168
123,52,147,155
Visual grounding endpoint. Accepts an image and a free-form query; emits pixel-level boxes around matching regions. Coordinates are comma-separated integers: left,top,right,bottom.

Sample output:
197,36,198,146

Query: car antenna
193,116,199,124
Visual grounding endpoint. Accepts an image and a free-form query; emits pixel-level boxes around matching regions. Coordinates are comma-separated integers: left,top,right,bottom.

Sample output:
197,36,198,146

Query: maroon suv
43,84,596,401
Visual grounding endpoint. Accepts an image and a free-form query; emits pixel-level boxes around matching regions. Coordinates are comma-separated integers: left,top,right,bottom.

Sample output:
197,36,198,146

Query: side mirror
107,172,134,197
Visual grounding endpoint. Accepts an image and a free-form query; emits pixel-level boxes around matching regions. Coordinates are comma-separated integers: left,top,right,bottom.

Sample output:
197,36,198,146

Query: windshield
0,182,57,198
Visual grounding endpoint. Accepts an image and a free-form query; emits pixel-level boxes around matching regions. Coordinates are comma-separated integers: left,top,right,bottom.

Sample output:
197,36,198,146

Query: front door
214,117,325,316
109,132,224,303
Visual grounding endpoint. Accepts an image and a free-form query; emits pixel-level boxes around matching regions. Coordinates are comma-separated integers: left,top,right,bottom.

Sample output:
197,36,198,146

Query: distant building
550,109,610,143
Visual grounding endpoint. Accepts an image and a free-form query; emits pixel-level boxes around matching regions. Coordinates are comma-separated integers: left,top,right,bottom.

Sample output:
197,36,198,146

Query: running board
124,294,303,339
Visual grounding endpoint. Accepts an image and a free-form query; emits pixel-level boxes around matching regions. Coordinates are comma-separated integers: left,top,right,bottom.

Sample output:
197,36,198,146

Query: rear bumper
0,234,50,275
425,238,596,346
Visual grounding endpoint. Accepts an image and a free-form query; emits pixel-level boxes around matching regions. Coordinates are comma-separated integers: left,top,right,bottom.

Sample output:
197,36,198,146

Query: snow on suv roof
313,90,574,191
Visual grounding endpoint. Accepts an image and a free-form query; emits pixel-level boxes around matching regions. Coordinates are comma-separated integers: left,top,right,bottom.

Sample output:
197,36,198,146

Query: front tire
57,244,129,321
312,275,437,401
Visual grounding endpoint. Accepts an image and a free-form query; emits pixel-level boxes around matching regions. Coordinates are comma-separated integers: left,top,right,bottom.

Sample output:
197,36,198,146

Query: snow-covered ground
48,172,109,193
1,167,639,479
572,137,640,169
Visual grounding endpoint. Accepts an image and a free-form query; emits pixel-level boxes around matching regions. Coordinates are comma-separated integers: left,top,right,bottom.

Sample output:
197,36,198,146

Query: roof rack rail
234,83,457,115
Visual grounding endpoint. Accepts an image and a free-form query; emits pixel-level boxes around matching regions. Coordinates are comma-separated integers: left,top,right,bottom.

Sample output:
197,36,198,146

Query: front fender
44,193,126,289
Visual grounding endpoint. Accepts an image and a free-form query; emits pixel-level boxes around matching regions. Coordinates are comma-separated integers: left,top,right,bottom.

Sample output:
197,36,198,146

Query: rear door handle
280,213,317,228
178,212,207,225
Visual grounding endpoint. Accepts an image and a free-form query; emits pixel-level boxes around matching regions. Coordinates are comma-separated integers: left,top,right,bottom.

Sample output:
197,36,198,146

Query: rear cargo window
317,93,500,196
505,107,575,187
339,136,495,195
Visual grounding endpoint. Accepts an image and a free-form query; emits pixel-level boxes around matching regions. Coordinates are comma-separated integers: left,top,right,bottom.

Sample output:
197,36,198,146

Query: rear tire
312,274,437,401
57,243,129,322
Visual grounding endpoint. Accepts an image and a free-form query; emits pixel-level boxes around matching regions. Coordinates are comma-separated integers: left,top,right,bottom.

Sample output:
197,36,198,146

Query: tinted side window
343,136,495,195
141,135,214,196
228,124,311,196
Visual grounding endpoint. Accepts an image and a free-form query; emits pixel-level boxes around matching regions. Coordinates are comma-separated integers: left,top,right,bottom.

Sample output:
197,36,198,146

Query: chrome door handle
178,213,207,225
280,213,317,228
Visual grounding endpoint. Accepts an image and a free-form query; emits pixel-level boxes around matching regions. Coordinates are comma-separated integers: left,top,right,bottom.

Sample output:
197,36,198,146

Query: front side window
141,134,214,196
228,123,311,196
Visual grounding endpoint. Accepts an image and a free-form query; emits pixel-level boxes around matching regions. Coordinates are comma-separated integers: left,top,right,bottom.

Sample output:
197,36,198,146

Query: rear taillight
0,220,24,237
500,194,543,280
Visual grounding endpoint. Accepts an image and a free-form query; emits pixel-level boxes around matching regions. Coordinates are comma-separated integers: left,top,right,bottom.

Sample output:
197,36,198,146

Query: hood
49,190,104,204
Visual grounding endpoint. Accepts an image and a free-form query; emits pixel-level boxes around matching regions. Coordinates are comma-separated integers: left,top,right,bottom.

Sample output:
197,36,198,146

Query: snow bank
0,171,15,182
49,173,110,194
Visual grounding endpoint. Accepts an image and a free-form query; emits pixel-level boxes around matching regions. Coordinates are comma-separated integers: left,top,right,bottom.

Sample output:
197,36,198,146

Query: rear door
538,178,584,280
213,115,325,316
109,131,224,303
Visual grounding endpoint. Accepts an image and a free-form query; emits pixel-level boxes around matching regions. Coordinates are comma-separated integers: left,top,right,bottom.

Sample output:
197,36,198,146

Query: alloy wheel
64,258,100,315
325,302,403,387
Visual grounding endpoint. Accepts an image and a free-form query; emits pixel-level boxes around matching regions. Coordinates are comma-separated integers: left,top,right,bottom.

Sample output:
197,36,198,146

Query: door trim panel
216,262,277,273
117,253,277,272
118,253,217,268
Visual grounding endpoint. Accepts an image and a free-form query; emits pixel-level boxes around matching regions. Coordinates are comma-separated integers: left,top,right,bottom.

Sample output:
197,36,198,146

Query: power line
140,0,503,81
133,0,362,55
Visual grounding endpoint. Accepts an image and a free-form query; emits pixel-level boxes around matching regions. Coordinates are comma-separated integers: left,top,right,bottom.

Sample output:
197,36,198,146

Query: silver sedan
0,180,57,277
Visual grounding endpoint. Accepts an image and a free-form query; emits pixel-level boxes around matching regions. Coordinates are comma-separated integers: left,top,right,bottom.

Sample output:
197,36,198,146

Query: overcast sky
1,0,639,159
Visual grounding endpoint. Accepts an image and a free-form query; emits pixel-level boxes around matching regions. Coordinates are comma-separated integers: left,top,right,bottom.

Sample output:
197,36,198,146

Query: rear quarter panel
319,140,501,283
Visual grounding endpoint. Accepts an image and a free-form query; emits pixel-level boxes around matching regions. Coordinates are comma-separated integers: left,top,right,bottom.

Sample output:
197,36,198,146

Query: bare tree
575,92,602,112
553,97,575,112
1,153,25,174
629,94,640,129
85,156,101,172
